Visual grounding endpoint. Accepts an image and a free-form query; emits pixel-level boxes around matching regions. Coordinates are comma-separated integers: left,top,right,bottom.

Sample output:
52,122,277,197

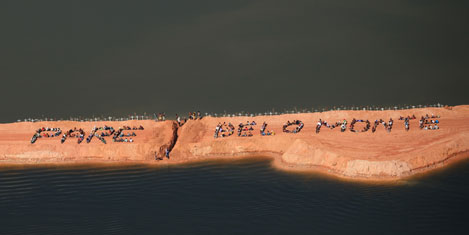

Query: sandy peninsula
1,105,468,180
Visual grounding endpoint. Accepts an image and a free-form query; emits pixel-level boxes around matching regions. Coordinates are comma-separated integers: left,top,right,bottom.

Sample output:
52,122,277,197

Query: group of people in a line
316,118,393,134
112,126,142,143
31,127,62,143
214,122,235,138
86,126,107,144
211,113,443,138
238,121,256,137
399,115,416,120
283,120,304,133
31,125,144,144
260,122,275,136
60,128,85,144
423,124,439,130
398,115,416,131
113,129,135,142
215,121,278,138
122,125,144,130
316,119,348,133
370,119,393,133
420,114,440,130
350,119,372,132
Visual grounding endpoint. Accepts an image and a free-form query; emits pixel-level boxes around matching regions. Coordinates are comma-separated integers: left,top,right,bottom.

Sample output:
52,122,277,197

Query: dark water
2,0,469,123
1,158,468,235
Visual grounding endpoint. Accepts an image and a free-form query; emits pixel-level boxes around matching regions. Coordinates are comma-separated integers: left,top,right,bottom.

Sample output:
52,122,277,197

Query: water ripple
0,158,469,234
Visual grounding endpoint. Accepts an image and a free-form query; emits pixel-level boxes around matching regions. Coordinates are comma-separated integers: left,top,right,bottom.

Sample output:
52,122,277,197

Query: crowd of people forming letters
30,113,441,143
31,127,63,144
31,125,144,144
213,114,441,138
283,120,304,133
214,121,271,138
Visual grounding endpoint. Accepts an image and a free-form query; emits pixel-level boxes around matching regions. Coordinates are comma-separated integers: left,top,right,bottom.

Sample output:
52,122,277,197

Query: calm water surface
1,158,468,234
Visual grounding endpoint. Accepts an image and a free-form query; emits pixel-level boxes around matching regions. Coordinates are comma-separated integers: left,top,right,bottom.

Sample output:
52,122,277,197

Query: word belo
30,125,144,144
214,115,440,138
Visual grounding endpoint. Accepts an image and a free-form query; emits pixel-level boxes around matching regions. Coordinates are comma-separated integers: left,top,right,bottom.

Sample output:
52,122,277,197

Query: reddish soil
1,105,468,181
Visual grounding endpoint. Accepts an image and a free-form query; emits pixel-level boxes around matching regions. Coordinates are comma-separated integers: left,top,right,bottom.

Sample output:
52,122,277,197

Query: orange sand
1,106,468,180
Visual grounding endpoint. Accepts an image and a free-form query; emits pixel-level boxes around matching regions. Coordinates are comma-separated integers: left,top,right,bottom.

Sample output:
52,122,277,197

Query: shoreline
0,146,467,183
0,151,467,184
1,105,468,181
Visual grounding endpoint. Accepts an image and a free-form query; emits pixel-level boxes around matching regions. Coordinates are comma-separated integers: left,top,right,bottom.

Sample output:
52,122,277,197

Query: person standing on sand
176,114,181,126
165,148,170,159
316,119,322,133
